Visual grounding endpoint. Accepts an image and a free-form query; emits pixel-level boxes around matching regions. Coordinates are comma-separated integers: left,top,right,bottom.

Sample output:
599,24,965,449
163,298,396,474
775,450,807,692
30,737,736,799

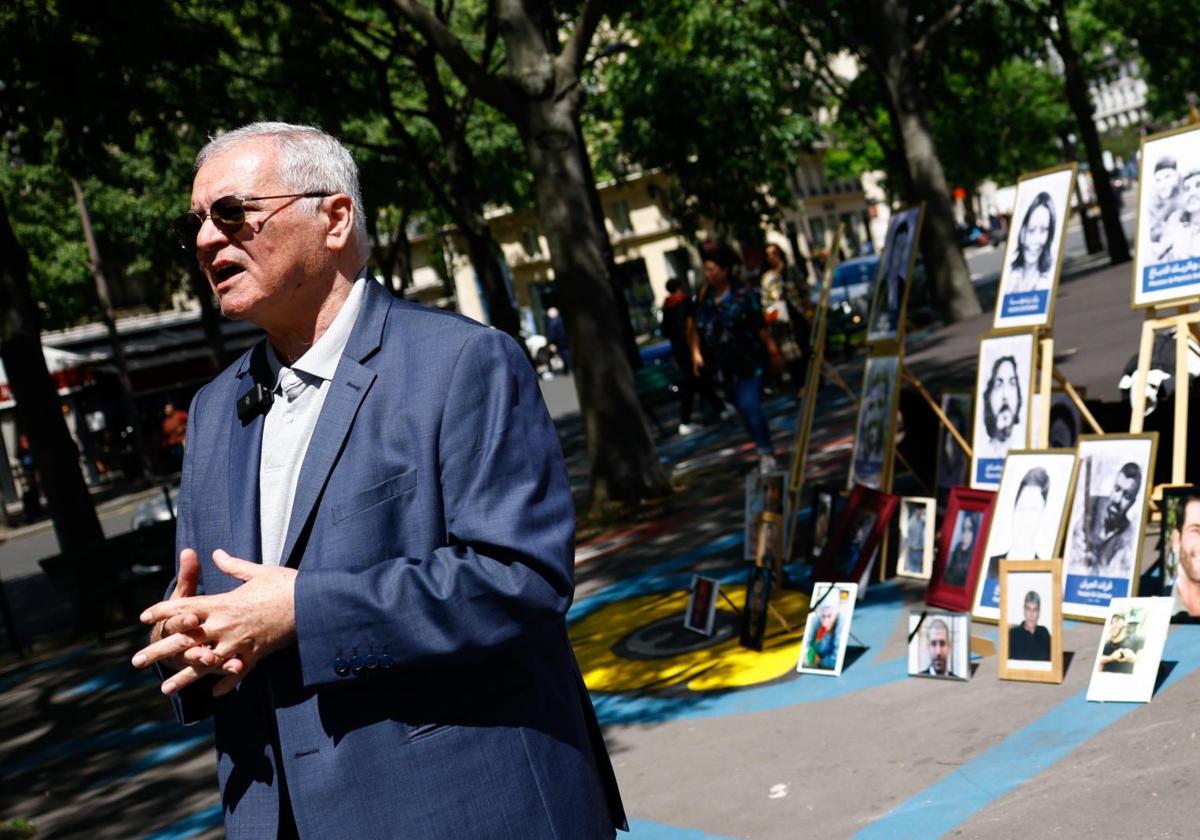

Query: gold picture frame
998,558,1064,684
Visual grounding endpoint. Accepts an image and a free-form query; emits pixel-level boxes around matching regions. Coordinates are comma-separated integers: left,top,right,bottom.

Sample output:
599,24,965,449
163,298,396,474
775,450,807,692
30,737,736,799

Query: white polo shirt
259,277,367,566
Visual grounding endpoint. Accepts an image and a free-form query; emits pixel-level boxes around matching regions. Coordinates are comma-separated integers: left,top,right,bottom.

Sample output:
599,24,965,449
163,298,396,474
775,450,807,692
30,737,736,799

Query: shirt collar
265,274,368,385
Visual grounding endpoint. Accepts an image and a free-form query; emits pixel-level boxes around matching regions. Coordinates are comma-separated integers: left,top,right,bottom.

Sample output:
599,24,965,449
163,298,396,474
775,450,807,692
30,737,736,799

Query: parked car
811,254,934,355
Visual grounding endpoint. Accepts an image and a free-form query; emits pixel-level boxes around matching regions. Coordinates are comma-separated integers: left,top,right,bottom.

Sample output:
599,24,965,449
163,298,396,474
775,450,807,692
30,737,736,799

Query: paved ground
6,230,1198,839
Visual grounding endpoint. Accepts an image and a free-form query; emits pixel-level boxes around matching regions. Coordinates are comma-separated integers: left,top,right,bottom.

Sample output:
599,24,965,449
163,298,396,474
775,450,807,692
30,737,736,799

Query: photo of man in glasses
132,122,623,840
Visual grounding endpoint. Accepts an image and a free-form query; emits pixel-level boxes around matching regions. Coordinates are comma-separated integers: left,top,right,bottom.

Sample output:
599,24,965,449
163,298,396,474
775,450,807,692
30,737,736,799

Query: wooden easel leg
1175,325,1190,485
822,361,860,407
900,365,973,456
1035,337,1053,448
1130,319,1156,433
970,635,996,658
1052,367,1103,434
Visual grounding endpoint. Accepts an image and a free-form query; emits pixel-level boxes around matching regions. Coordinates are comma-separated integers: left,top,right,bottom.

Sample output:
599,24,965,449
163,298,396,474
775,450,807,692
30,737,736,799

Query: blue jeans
724,375,773,454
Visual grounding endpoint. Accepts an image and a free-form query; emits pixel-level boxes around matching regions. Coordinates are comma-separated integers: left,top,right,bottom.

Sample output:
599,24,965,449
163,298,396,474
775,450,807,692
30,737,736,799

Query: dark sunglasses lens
210,196,247,226
172,213,202,251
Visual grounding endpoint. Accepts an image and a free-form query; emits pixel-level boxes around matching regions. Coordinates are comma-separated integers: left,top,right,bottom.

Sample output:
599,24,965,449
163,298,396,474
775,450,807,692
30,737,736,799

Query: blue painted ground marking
88,734,212,790
2,719,212,781
0,646,89,695
142,803,223,840
627,818,739,839
854,624,1200,840
54,664,159,701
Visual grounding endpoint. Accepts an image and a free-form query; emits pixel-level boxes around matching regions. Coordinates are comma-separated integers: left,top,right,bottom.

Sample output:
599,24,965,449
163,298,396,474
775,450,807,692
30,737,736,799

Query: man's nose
195,215,231,253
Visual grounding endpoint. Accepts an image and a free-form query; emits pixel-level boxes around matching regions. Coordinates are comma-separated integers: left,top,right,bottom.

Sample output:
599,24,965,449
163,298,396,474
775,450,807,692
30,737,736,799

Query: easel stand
720,583,791,633
1130,302,1200,488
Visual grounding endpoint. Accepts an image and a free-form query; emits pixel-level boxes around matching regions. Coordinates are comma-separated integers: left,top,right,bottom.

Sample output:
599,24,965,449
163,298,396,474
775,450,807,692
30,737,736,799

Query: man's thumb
213,549,256,581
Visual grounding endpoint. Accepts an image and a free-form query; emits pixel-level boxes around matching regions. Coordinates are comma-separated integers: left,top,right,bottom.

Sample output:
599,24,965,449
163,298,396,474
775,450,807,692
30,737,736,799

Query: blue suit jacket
166,280,624,839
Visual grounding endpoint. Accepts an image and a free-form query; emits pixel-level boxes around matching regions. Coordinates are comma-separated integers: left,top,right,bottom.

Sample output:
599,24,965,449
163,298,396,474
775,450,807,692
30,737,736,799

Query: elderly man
131,123,624,839
1007,591,1051,662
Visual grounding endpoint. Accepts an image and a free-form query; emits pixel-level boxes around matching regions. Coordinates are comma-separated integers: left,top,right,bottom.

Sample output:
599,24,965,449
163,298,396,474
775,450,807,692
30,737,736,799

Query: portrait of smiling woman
1008,191,1056,294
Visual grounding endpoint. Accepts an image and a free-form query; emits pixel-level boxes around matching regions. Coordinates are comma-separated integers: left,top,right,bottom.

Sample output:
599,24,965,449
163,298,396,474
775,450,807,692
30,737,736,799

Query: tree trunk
0,194,104,553
870,1,981,322
517,103,670,503
1050,0,1130,265
72,179,152,481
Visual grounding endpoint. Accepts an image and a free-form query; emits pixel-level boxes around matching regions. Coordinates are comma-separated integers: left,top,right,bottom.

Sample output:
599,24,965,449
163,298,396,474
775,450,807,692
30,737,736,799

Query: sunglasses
171,192,331,251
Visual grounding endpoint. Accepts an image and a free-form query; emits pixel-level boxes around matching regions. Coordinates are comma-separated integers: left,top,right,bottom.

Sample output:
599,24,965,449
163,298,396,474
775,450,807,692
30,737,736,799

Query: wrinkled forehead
191,139,281,207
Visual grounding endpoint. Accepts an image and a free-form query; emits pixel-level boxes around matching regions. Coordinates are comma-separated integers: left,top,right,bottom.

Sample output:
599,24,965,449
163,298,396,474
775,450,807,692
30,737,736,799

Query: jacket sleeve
157,389,220,725
293,327,576,688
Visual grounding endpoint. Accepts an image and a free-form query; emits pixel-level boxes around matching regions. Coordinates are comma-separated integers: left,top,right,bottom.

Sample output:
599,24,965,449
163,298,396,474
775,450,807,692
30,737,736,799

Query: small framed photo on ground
1087,597,1174,703
972,450,1076,623
866,205,925,344
907,610,970,680
812,484,899,584
744,471,789,561
992,163,1076,331
998,559,1064,684
1164,486,1200,616
809,485,839,560
684,575,720,636
847,353,901,491
739,565,774,651
971,330,1037,490
897,497,936,580
926,487,995,612
797,582,859,676
1062,434,1159,621
1132,124,1200,308
935,391,973,504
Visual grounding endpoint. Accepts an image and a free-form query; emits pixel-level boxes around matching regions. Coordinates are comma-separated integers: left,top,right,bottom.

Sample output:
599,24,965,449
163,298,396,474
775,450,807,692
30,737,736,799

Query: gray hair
195,121,368,252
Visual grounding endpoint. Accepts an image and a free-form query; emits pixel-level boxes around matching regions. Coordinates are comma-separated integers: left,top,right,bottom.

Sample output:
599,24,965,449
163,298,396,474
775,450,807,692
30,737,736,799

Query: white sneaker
678,423,698,436
758,453,778,474
720,405,737,421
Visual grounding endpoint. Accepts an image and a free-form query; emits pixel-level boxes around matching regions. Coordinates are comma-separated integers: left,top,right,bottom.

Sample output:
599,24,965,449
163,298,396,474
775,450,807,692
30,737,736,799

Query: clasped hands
131,548,297,697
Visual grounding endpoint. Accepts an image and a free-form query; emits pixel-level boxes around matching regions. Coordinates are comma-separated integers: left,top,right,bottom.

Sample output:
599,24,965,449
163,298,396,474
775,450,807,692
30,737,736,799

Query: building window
609,200,634,235
520,226,543,258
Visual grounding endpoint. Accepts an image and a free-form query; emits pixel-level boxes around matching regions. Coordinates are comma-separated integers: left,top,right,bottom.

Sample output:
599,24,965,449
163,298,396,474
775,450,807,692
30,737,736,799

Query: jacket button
379,653,394,669
334,657,350,676
349,656,363,672
364,654,378,669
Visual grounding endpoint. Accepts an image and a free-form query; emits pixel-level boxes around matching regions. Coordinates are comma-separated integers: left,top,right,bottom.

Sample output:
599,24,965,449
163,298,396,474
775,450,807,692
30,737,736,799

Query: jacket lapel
228,344,270,567
277,280,389,568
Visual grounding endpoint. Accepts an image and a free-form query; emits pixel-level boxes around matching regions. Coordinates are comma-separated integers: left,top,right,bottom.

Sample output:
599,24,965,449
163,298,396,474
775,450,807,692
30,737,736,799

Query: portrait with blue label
1133,124,1200,308
970,331,1035,492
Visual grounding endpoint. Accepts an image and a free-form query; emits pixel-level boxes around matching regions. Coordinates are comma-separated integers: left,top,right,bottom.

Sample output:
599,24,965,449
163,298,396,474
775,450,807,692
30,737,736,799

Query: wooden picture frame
683,575,720,636
897,496,936,580
744,471,789,561
935,390,973,504
789,226,842,493
971,449,1077,624
1131,123,1200,309
865,204,925,346
971,329,1038,490
812,484,899,584
992,163,1077,331
1061,433,1159,622
926,486,996,612
998,558,1064,684
847,352,901,491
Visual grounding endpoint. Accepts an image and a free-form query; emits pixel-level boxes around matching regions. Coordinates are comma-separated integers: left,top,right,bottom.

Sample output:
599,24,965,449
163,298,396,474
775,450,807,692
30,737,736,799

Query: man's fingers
172,548,201,599
212,549,257,581
212,657,250,697
161,664,209,695
212,671,242,698
140,598,206,626
132,628,207,669
161,612,201,637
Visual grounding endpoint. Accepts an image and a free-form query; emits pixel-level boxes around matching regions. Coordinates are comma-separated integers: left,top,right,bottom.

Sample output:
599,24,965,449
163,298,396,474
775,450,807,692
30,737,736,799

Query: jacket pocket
330,469,418,524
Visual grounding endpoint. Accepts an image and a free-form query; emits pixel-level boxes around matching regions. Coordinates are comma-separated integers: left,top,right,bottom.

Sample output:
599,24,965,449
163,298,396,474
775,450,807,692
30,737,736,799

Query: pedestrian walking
660,278,729,435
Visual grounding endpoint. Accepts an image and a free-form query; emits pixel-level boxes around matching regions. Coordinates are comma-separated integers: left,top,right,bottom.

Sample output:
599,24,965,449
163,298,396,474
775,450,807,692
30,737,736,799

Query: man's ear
324,194,354,251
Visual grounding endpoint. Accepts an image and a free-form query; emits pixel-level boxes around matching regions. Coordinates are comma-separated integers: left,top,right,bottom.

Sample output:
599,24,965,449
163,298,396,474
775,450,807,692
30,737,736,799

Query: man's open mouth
213,265,244,285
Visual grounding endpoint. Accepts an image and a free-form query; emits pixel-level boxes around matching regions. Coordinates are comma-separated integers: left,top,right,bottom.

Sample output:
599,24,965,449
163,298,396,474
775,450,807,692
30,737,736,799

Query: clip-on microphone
237,382,274,423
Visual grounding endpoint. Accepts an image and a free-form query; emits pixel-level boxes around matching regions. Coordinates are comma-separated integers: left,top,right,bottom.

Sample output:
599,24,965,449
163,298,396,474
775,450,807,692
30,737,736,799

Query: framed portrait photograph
683,575,720,636
1062,434,1159,622
797,581,859,676
926,487,996,612
812,484,899,584
992,164,1076,330
752,513,786,578
1132,124,1200,308
935,391,973,504
809,485,839,560
744,471,789,561
998,559,1064,683
971,330,1036,490
1031,389,1085,450
897,496,936,580
907,610,970,681
866,205,925,344
1164,486,1200,617
847,353,901,491
1086,597,1174,703
972,450,1077,623
739,564,774,651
